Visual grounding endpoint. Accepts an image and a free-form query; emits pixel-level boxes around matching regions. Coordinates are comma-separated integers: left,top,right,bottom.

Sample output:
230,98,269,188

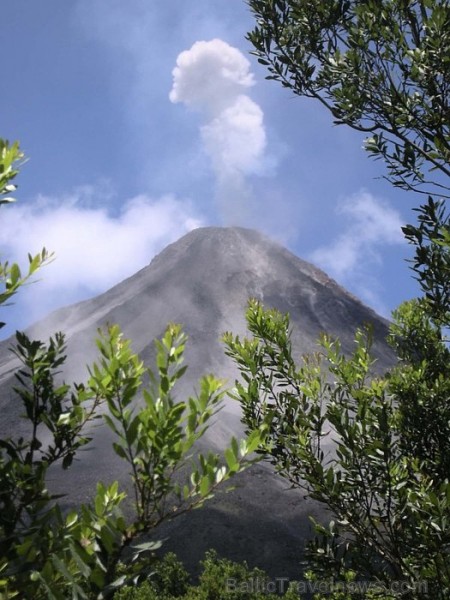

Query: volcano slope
0,226,396,578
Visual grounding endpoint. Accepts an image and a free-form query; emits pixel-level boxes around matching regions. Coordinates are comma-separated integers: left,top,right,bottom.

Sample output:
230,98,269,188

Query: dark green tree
247,0,450,319
220,2,450,598
225,297,450,599
247,0,450,198
0,323,261,598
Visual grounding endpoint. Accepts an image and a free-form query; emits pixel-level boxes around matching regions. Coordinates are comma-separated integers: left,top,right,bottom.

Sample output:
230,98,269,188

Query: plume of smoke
170,39,269,223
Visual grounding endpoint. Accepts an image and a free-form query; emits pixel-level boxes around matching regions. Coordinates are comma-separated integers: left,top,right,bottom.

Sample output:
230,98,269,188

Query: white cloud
0,186,202,329
310,191,404,314
201,95,266,175
170,39,255,114
170,39,270,222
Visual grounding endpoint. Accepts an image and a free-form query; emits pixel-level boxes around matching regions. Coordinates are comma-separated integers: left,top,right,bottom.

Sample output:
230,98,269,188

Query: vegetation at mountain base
219,1,450,598
224,291,450,598
0,321,262,599
113,549,399,600
113,550,295,600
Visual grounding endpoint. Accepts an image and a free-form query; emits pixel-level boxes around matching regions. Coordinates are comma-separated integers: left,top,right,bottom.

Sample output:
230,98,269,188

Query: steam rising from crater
170,39,269,222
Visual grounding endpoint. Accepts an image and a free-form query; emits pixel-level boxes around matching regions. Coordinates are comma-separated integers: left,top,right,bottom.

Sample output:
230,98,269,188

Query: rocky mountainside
0,226,396,577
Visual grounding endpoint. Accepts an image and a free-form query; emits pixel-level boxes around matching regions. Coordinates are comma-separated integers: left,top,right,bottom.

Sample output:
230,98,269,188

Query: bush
114,550,291,600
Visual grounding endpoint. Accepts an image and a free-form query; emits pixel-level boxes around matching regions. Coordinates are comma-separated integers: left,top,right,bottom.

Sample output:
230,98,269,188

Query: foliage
0,329,123,599
0,331,103,555
0,139,25,206
114,550,294,600
0,323,262,599
402,197,450,325
89,324,262,529
224,296,450,599
241,3,450,596
247,0,450,197
0,138,52,323
114,549,394,600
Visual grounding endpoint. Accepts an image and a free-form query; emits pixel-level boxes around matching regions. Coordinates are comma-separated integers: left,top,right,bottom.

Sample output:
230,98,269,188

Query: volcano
0,227,395,577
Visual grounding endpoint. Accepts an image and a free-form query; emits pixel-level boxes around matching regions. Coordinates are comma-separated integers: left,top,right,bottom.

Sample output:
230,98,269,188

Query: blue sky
1,0,420,338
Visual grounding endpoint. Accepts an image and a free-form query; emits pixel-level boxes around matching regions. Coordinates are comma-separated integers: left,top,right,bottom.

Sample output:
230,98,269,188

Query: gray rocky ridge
0,226,395,578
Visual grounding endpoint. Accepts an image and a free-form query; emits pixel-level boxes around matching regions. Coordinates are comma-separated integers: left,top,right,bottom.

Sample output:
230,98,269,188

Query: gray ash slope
0,226,395,577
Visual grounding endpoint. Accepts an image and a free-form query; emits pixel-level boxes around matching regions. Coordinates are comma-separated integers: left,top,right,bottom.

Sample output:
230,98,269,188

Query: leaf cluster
247,0,450,196
0,324,263,598
224,295,450,599
88,323,262,531
402,197,450,324
0,139,24,205
114,550,295,600
0,139,53,322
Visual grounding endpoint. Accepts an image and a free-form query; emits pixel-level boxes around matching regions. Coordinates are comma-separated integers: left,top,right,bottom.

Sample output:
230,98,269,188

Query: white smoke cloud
310,191,404,314
169,39,255,113
0,187,202,333
201,95,266,175
170,39,269,221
